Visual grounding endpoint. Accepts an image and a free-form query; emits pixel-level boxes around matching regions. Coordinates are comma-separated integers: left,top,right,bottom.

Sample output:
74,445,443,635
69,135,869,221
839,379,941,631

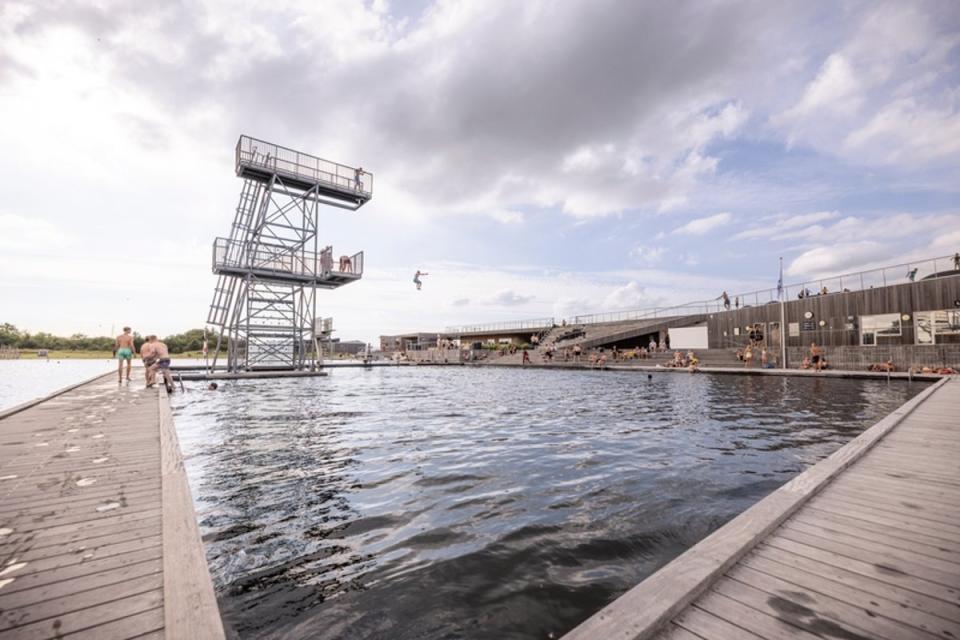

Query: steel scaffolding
207,135,371,371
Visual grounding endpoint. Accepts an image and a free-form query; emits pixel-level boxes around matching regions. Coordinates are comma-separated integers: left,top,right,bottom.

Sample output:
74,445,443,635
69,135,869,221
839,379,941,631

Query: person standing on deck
115,327,135,383
809,342,824,372
149,335,175,392
354,166,364,191
954,252,960,271
140,336,157,388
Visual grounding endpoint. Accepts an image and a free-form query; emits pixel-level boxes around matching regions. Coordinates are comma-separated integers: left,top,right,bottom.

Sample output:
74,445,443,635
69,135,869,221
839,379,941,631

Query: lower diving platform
212,238,363,287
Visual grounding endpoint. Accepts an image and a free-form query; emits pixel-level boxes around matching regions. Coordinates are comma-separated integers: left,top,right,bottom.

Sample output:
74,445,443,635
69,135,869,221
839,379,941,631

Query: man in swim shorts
148,335,175,392
140,335,157,387
115,327,135,383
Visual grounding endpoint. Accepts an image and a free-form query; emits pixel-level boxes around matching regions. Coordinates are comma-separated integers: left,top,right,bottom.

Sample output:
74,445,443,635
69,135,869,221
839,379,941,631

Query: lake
169,366,923,639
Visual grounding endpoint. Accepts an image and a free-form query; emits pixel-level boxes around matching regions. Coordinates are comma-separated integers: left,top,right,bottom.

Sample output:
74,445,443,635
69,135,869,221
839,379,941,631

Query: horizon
2,1,959,345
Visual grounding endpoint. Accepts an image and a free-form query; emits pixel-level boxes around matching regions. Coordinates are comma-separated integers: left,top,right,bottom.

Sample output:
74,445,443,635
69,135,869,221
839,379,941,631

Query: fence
236,135,373,195
572,254,959,325
445,317,555,334
213,238,364,280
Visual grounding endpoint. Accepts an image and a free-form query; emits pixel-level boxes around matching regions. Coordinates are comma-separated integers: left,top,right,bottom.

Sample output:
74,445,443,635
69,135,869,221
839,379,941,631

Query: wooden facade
706,274,960,350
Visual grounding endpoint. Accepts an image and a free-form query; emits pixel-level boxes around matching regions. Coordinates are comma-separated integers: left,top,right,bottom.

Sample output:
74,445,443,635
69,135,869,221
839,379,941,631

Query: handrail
572,253,959,325
446,317,555,334
235,135,373,196
212,237,364,280
442,253,960,331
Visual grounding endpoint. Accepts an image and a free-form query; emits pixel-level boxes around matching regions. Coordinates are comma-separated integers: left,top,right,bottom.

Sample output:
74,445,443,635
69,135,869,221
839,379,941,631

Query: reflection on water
0,360,113,410
171,368,922,640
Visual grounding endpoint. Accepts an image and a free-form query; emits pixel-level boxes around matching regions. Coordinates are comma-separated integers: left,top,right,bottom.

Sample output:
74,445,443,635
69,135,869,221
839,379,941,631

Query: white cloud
786,241,886,277
484,289,534,306
631,245,666,266
673,212,732,235
0,214,73,250
734,210,838,240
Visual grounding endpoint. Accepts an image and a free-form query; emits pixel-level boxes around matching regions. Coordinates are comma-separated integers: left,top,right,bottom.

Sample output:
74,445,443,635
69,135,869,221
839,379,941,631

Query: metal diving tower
206,135,372,371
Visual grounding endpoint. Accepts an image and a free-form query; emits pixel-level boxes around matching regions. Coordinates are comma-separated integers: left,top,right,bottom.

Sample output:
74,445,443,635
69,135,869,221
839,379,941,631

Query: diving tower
206,135,371,371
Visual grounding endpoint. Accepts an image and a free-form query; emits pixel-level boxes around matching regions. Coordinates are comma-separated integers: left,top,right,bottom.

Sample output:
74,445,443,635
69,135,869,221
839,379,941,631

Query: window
917,310,960,344
860,313,901,346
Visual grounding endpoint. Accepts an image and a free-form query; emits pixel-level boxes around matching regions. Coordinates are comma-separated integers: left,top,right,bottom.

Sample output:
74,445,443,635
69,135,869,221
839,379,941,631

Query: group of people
799,342,828,371
737,344,775,369
661,350,700,370
114,327,174,391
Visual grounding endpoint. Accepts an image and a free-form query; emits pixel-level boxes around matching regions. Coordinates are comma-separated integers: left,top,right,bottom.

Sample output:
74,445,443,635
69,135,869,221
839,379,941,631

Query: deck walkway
0,374,223,639
565,376,960,640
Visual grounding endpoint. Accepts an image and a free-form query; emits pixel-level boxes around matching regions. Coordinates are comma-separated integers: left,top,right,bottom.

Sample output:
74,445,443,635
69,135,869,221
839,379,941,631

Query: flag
777,257,784,300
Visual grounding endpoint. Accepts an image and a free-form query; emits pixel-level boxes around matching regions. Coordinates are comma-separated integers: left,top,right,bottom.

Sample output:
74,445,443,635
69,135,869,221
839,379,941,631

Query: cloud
484,289,534,306
786,241,886,277
672,212,732,235
734,210,838,240
450,297,470,307
601,281,651,310
630,246,665,266
0,214,72,250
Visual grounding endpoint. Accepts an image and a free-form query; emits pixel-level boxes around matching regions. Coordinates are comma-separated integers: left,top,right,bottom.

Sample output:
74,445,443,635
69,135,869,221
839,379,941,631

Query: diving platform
211,237,363,287
235,135,372,210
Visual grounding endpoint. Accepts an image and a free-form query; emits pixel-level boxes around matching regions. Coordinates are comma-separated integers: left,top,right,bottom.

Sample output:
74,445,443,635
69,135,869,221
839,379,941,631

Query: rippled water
0,360,113,410
170,367,923,640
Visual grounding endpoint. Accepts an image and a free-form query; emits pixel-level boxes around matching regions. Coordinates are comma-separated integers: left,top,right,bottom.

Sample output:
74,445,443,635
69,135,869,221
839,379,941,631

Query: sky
1,0,959,344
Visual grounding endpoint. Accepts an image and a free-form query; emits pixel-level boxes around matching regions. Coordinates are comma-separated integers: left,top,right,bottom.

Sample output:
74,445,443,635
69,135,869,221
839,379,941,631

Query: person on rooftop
719,291,731,310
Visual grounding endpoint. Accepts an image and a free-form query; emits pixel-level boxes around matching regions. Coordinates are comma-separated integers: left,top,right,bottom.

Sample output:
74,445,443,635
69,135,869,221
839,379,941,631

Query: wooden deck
0,374,224,639
565,376,960,640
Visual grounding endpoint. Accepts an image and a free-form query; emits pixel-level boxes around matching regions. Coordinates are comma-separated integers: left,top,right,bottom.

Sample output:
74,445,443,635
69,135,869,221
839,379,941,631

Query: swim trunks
143,356,157,367
117,347,133,360
157,358,171,369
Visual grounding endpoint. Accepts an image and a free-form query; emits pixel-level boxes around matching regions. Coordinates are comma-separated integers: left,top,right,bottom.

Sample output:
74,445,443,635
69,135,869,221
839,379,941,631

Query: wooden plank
0,546,163,596
763,537,960,605
800,505,960,552
720,567,943,640
562,377,950,640
0,590,162,639
0,560,162,612
158,388,224,640
739,552,960,638
696,588,823,640
750,545,960,624
0,573,163,631
673,606,766,639
809,494,960,537
803,502,959,544
831,475,960,507
772,526,960,588
813,491,960,528
656,624,708,640
788,512,960,565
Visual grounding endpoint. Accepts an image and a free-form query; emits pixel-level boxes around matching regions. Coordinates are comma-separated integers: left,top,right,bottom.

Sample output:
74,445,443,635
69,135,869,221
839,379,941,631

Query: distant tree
0,323,21,346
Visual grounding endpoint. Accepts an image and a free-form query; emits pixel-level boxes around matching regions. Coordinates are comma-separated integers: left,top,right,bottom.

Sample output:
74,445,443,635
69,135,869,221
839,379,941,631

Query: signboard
800,320,816,331
788,322,800,337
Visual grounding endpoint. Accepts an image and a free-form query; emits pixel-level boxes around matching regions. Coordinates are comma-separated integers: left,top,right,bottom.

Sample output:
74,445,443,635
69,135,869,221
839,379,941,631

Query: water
170,367,923,639
0,360,113,410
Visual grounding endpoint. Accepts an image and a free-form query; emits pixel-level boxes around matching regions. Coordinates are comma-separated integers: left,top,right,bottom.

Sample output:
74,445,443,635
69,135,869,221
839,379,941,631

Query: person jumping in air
413,270,429,290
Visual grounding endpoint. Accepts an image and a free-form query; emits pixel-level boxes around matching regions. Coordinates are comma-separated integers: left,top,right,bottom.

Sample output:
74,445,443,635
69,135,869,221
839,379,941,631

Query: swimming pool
170,367,923,639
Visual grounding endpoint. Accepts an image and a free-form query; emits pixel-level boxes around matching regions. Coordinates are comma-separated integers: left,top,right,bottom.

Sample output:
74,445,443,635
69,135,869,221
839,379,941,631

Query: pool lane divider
158,386,226,639
561,375,950,640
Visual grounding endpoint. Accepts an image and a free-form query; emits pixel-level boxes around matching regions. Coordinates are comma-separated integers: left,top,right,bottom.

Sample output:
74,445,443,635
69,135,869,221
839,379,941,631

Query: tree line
0,324,222,354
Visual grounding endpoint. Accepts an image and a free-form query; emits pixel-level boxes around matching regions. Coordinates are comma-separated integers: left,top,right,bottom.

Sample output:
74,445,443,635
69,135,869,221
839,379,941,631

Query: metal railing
236,135,373,196
213,238,364,280
445,317,555,334
572,253,960,325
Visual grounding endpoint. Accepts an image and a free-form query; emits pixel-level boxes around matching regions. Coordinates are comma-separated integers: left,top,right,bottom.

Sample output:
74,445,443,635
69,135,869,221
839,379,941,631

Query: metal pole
780,299,787,369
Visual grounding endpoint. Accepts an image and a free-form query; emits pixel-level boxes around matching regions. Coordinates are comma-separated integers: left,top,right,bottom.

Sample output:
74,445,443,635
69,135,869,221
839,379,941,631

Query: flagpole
779,257,787,370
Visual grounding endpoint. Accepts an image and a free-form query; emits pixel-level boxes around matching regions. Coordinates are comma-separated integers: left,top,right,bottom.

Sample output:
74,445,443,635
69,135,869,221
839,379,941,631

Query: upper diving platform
212,237,363,288
235,135,373,210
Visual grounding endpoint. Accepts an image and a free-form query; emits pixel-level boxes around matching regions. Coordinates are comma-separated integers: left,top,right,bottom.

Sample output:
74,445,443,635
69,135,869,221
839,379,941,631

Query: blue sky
1,0,959,343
